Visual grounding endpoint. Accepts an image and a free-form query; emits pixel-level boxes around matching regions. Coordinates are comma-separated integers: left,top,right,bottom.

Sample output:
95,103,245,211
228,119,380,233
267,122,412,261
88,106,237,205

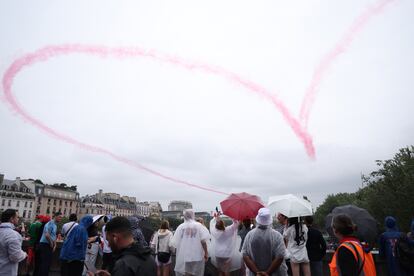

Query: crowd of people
0,207,414,276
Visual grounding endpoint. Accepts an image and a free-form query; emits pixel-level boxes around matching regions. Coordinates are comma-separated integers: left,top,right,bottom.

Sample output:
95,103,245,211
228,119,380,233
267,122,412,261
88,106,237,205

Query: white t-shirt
61,221,78,238
283,224,309,263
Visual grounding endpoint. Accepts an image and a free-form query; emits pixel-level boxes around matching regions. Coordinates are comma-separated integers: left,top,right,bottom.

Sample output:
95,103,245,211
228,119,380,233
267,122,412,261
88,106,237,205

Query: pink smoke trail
299,0,396,127
1,0,394,194
2,44,309,195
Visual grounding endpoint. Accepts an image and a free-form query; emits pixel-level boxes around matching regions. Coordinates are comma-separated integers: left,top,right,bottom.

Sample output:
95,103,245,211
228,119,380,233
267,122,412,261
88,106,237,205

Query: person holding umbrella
329,214,376,276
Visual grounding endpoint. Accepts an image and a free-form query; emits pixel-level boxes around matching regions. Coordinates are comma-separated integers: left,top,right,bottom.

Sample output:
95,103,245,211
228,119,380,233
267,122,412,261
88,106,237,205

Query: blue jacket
60,215,93,261
379,216,404,276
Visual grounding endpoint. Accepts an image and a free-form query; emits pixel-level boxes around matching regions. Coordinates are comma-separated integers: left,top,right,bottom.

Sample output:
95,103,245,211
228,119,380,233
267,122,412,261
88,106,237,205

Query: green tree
166,217,182,231
314,192,358,228
314,146,414,232
362,146,414,232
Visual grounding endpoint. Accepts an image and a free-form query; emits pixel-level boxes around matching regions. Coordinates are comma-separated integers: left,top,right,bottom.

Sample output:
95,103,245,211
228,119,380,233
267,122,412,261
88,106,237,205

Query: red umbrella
220,192,265,220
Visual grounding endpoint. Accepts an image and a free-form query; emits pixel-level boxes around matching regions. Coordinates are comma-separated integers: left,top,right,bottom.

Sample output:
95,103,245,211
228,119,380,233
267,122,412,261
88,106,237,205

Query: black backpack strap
346,242,365,275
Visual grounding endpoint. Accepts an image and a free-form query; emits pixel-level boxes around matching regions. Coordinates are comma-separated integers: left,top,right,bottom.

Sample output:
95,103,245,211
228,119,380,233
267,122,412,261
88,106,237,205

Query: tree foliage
315,146,414,232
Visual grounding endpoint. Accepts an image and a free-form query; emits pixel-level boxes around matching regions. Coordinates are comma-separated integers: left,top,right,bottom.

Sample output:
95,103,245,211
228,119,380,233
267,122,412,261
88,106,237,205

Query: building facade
79,195,106,217
136,201,150,217
168,200,193,211
0,175,36,222
149,201,162,217
36,184,80,217
80,189,139,217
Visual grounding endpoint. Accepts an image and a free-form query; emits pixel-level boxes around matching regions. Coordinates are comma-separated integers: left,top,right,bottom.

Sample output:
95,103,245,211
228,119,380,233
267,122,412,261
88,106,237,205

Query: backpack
396,235,414,270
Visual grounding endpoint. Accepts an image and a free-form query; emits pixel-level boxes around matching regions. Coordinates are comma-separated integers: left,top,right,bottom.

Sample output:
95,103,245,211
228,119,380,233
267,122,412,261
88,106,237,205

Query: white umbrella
92,215,106,224
267,194,313,218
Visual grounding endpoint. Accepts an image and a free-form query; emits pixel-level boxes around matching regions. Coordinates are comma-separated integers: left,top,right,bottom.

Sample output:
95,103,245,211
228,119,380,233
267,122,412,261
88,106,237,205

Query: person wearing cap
171,209,210,276
242,208,288,276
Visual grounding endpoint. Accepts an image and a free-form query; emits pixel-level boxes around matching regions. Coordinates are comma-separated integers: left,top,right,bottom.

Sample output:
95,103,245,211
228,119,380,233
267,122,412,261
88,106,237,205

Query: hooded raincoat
172,210,210,276
127,216,148,247
60,215,93,261
242,225,288,276
379,216,405,276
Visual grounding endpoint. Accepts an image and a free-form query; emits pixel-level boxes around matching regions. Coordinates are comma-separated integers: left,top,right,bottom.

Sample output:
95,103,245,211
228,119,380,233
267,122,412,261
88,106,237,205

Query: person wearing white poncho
209,216,242,275
171,209,210,276
242,208,288,276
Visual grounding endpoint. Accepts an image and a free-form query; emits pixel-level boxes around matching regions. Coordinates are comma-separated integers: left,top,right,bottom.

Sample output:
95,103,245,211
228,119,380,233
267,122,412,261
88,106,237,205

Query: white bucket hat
256,207,272,226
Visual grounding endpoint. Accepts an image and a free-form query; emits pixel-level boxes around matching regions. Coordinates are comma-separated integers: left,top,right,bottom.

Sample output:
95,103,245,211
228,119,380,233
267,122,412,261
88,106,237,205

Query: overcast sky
1,0,413,213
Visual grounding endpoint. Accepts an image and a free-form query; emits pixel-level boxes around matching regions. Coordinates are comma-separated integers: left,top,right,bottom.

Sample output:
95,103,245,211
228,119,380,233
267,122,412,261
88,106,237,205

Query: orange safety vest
329,241,376,276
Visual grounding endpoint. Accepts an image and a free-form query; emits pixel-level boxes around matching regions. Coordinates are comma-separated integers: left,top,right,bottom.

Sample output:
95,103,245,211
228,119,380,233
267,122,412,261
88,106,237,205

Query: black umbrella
325,205,378,246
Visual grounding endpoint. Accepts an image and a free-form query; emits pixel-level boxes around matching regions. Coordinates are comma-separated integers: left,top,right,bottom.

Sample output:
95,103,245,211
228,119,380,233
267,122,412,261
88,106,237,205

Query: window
53,199,56,205
1,199,4,206
23,210,26,218
47,207,50,214
48,198,51,205
28,211,32,218
25,201,28,208
65,201,67,207
30,202,33,208
64,208,67,215
16,201,20,207
59,200,62,206
69,209,72,214
70,202,73,207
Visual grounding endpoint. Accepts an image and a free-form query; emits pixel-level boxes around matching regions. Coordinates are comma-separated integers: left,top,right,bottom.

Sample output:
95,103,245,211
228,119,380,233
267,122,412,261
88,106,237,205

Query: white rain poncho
172,209,210,276
242,225,288,276
209,217,243,272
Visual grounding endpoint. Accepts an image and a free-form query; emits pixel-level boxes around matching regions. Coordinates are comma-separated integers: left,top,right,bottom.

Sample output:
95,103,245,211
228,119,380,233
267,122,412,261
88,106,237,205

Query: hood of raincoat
79,215,93,229
385,216,398,231
127,216,148,247
183,209,195,221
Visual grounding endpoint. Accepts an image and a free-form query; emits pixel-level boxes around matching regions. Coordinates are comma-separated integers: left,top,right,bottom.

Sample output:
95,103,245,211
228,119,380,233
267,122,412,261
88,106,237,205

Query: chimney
0,174,4,185
16,177,21,185
98,189,103,199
